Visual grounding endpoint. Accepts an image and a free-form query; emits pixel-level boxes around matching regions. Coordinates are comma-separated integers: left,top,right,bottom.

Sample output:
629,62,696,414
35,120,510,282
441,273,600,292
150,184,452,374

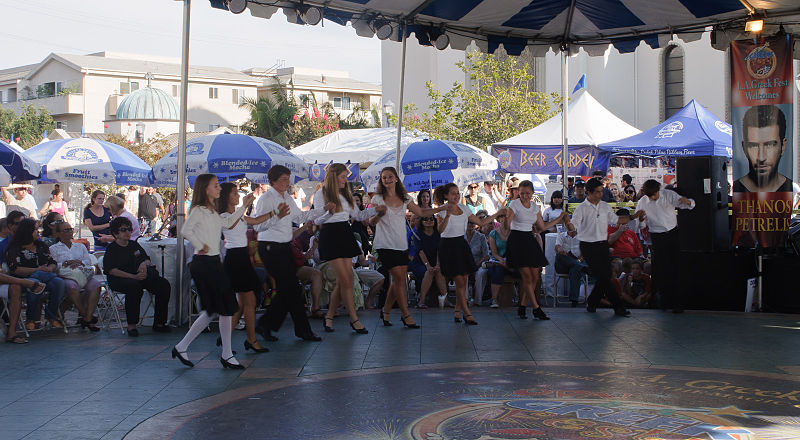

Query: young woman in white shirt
315,163,384,334
434,183,504,325
218,182,272,353
369,167,445,328
173,174,255,370
505,180,566,320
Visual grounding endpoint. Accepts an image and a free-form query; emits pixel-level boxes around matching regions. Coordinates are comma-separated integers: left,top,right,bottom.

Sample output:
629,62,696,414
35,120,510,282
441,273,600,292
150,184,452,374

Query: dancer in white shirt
314,163,385,334
369,167,445,328
505,180,566,320
434,183,504,325
173,174,255,370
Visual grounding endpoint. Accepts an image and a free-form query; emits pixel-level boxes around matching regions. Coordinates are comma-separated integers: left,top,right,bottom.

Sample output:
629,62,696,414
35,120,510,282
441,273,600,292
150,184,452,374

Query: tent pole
176,0,191,326
395,22,408,171
561,46,569,196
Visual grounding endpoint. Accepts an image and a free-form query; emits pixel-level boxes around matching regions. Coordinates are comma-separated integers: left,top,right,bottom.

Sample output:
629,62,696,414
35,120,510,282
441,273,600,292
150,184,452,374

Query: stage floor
3,307,800,439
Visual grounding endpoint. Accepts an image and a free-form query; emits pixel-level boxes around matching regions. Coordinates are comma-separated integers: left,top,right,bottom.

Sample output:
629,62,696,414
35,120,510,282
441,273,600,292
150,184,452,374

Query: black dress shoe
586,305,597,313
127,328,139,337
172,347,194,367
152,324,171,333
255,326,279,341
298,332,322,341
220,356,245,370
244,340,269,353
614,308,632,317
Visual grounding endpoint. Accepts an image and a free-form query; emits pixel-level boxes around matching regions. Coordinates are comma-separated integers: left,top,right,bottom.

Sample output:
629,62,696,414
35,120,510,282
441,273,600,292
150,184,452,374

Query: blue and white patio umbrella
361,140,498,192
152,134,307,185
24,138,151,185
0,140,41,186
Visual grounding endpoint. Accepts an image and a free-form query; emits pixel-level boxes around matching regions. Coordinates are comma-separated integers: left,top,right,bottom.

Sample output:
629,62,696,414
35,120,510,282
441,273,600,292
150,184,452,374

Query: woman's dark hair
109,216,133,236
549,191,563,209
375,167,409,202
217,182,237,214
268,165,291,184
352,192,364,210
9,218,37,247
433,183,457,205
85,190,105,210
190,174,218,211
641,179,661,197
41,212,62,237
51,189,62,197
416,215,439,236
416,189,431,208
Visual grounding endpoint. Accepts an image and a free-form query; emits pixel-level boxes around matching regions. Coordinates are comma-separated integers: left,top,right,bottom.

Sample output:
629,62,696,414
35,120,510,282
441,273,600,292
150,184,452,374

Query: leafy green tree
0,104,55,148
392,51,561,150
239,78,298,147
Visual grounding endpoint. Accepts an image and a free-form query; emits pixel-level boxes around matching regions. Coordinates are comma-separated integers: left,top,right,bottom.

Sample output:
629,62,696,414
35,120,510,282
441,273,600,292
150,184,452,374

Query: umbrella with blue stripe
24,138,151,185
361,140,498,192
0,140,41,185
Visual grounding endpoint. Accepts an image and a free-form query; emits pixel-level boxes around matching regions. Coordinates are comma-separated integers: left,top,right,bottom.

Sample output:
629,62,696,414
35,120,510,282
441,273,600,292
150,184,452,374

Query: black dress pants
579,240,625,310
109,273,171,326
650,227,683,309
256,241,312,337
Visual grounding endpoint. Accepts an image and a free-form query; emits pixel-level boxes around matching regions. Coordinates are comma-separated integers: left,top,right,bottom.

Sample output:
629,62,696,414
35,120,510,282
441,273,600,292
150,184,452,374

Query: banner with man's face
730,35,794,248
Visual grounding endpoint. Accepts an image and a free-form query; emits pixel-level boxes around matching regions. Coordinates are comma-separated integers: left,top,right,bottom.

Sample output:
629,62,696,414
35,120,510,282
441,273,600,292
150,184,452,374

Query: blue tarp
598,100,732,158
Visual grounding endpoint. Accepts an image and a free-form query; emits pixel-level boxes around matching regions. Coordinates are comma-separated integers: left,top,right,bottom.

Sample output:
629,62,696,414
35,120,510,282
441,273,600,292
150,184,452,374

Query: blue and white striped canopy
0,140,40,186
209,0,800,55
24,138,151,185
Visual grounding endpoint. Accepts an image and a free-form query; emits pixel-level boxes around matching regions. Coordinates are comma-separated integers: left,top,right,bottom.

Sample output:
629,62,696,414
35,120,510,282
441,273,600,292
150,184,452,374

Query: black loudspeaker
789,220,800,256
676,157,730,252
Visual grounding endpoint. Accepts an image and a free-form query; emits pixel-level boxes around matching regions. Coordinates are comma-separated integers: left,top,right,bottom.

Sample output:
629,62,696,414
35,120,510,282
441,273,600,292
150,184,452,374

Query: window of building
172,85,178,97
56,82,64,94
56,121,67,130
663,45,684,120
7,88,16,102
342,97,351,110
120,82,130,95
333,97,341,108
130,82,139,92
0,91,3,103
208,123,221,131
209,87,219,99
232,89,246,104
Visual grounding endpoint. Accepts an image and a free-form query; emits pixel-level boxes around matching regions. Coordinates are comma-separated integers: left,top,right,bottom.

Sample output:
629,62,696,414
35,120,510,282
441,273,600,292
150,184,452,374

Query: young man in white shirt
566,178,644,317
636,179,695,313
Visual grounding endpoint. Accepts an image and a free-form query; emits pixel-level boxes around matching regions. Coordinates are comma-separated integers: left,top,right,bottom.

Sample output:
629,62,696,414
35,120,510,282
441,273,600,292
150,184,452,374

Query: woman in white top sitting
505,180,566,320
218,182,272,353
434,183,504,325
369,167,445,328
173,174,255,370
49,220,101,331
314,163,384,334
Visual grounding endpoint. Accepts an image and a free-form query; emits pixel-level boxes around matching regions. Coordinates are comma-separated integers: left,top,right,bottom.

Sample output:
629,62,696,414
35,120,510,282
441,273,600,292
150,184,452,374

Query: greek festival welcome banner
730,35,794,248
490,145,609,175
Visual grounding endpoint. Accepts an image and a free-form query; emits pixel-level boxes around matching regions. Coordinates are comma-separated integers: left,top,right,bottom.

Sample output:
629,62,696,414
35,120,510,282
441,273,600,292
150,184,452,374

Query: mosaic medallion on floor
125,362,800,440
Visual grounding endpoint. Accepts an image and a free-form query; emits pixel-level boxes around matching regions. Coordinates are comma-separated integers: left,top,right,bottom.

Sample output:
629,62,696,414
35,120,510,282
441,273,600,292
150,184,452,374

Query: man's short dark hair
622,174,633,184
109,216,133,235
641,179,661,197
6,211,25,225
575,181,586,188
592,170,605,177
567,177,574,183
586,178,604,194
615,208,630,217
742,104,787,142
267,165,291,184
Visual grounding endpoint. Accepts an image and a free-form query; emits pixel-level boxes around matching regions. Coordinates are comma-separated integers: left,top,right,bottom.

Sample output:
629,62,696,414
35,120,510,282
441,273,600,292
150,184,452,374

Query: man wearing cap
608,208,644,260
567,181,586,204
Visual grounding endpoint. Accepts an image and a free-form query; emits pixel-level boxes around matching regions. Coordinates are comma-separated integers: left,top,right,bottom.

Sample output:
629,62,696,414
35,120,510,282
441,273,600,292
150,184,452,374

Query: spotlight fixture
374,20,394,40
429,28,449,50
302,6,323,25
745,17,764,33
226,0,247,14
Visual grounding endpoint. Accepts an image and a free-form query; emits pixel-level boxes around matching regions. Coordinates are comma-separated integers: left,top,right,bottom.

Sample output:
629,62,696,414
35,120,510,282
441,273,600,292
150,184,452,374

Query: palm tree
239,78,298,147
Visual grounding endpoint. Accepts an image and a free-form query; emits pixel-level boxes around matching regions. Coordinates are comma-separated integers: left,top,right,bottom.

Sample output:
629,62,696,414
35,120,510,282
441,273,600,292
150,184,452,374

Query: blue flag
572,74,586,94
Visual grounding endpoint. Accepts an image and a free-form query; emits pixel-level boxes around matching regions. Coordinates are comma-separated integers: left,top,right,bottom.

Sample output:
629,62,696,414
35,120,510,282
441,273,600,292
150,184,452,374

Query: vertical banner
730,35,794,248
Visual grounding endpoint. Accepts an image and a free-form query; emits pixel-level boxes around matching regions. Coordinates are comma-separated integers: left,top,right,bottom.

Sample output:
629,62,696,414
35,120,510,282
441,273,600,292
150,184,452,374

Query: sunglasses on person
117,227,132,233
625,190,635,194
421,217,435,222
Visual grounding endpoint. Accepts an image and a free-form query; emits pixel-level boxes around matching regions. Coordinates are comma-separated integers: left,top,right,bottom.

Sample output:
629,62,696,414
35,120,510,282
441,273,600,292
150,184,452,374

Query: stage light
745,18,763,33
302,6,323,25
226,0,247,14
429,28,449,50
374,20,394,40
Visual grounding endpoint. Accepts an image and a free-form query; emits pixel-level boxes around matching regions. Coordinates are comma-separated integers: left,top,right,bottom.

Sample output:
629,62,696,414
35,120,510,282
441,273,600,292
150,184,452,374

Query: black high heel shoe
216,336,237,354
79,318,100,332
532,307,550,320
517,305,528,319
453,312,462,323
323,317,335,333
220,356,245,370
172,347,194,367
381,310,393,327
244,340,269,353
464,314,478,325
400,315,419,329
350,320,368,334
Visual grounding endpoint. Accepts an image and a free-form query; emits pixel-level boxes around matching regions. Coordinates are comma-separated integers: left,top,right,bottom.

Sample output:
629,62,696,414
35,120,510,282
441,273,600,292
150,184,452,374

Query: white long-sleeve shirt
252,187,320,243
570,200,618,243
183,204,247,256
635,189,694,233
311,189,376,225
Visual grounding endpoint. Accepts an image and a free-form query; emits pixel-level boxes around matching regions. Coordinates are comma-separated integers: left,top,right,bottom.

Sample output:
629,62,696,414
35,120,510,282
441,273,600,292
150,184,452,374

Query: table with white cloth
138,237,193,325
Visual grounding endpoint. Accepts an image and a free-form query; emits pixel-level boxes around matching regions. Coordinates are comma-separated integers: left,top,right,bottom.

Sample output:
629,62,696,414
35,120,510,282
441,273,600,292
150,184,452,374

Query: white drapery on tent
290,128,428,164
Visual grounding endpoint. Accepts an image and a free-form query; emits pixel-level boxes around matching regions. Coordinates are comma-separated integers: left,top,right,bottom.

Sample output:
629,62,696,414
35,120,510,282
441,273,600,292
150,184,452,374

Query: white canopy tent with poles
290,127,428,165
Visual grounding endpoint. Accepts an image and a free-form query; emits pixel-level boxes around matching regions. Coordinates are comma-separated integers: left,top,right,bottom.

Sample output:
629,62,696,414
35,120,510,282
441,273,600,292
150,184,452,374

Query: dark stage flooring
4,307,800,439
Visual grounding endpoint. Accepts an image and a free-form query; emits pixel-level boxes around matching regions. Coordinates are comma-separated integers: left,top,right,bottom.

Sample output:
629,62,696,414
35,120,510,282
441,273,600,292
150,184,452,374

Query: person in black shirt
103,216,171,337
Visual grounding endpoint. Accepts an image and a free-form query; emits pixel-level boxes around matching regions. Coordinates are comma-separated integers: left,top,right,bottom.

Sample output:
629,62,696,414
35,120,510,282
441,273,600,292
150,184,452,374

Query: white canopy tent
291,128,428,165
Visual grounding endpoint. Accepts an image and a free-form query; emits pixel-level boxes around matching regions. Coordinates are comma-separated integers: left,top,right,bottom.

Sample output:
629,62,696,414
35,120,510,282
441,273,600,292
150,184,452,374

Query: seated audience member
49,221,102,331
609,183,624,203
620,260,652,307
5,218,66,330
487,211,518,308
592,171,615,202
542,191,565,233
84,190,113,251
608,209,644,260
0,211,25,258
1,273,45,343
554,227,588,307
2,185,38,219
462,183,487,215
623,184,638,202
351,193,372,255
466,210,490,306
103,216,171,337
40,212,64,247
105,195,141,241
353,234,385,309
600,260,625,309
409,215,447,308
567,181,586,204
293,224,323,318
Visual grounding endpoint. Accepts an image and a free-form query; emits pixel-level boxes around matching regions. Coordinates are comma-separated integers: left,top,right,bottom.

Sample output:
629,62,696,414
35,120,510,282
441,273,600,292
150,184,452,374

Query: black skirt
377,248,409,270
190,254,239,316
506,230,548,269
319,221,361,261
223,247,259,293
438,237,478,278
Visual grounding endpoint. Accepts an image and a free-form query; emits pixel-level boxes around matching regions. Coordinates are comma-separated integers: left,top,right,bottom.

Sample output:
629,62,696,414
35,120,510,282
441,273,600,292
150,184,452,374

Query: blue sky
0,0,382,83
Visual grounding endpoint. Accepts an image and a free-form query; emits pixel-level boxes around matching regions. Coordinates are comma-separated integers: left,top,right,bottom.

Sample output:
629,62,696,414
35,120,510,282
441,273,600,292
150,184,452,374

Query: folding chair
553,270,590,307
1,285,29,338
95,255,154,333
